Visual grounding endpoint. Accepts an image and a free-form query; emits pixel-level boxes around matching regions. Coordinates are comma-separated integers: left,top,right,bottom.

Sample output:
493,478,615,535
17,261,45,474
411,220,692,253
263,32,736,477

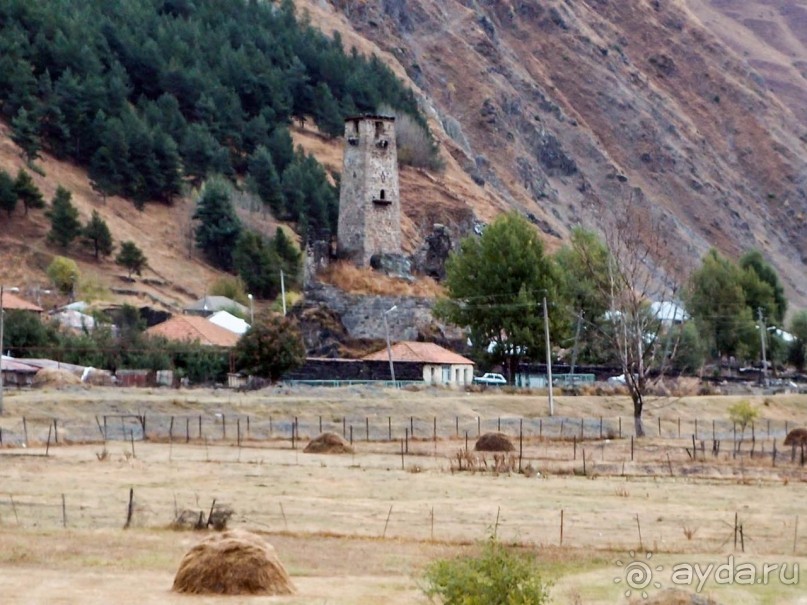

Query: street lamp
247,293,254,325
383,305,397,386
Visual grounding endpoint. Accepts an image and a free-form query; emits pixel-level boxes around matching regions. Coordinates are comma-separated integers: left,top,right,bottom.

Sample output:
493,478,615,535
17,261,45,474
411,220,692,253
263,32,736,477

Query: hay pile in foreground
304,432,354,454
475,432,515,452
172,529,295,595
32,368,81,388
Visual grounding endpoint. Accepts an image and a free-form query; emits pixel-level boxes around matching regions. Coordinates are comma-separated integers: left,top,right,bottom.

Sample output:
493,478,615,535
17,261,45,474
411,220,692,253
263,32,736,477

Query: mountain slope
305,0,807,307
3,0,807,315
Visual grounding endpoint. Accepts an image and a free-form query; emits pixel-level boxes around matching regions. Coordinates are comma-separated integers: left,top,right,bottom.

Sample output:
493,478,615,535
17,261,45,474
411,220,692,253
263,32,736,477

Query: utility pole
280,269,286,316
543,296,554,416
383,305,397,387
758,307,768,387
569,310,583,378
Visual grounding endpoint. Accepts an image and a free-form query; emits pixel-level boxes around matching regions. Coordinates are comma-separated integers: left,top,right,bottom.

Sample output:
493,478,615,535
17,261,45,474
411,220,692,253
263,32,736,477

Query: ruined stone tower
337,115,401,266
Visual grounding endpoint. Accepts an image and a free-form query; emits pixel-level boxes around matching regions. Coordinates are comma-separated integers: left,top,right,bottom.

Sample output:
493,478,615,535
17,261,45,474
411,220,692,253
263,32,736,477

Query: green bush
728,400,759,434
422,535,551,605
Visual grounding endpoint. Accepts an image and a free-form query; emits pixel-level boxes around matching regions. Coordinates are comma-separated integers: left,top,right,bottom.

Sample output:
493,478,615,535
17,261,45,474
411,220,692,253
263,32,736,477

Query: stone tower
337,115,401,266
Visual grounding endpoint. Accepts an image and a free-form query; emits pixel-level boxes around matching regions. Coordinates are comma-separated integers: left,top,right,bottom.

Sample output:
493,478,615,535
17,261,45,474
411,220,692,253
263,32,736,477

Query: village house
145,315,240,347
363,341,475,387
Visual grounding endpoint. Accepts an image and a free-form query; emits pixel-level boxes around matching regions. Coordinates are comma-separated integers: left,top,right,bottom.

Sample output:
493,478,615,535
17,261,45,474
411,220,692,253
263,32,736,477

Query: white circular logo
614,551,663,599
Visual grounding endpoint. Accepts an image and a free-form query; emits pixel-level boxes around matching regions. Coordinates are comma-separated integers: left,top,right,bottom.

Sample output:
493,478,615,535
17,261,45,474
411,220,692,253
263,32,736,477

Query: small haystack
32,368,81,388
304,432,354,454
784,428,807,446
172,529,295,595
475,432,515,452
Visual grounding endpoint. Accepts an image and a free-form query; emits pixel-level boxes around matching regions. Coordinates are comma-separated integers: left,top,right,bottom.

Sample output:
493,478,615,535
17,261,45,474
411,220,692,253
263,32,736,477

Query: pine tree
272,227,301,287
181,124,219,185
0,170,17,217
233,230,280,299
46,186,81,248
152,131,182,202
193,178,242,271
83,210,114,259
312,82,344,138
89,114,129,202
10,107,41,163
13,169,44,215
116,241,148,278
248,146,284,213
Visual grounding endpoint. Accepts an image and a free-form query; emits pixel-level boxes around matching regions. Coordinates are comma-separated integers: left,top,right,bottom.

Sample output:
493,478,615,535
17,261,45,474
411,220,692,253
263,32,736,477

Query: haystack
475,432,515,452
784,428,807,446
304,432,354,454
172,529,295,595
32,367,81,388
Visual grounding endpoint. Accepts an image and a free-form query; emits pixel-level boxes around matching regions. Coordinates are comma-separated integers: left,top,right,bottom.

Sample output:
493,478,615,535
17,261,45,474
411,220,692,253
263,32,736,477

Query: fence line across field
0,489,804,556
0,413,800,447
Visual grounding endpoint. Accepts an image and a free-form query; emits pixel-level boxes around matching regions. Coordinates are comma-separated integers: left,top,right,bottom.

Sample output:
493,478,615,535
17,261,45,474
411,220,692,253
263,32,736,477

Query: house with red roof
145,315,240,347
363,341,474,387
1,290,43,313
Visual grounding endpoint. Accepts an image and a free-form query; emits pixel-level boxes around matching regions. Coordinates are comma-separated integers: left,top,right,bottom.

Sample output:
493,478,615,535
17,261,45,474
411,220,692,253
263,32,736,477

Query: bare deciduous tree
572,192,683,437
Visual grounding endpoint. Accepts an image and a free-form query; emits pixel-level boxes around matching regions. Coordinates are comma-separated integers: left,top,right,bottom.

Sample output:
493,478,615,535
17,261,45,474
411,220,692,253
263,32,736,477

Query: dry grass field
1,386,806,604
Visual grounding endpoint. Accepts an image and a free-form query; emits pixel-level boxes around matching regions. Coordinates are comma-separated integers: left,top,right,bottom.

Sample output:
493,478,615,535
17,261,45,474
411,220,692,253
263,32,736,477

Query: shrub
209,275,250,307
378,104,444,171
422,535,551,605
728,400,759,435
47,255,80,295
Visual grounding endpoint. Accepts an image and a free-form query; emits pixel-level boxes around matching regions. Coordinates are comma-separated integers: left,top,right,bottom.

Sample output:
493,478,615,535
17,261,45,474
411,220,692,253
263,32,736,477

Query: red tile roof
1,291,43,312
363,341,474,365
145,315,240,347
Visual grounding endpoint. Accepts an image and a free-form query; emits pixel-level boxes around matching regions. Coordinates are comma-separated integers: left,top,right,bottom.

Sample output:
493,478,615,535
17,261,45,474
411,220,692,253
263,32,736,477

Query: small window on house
352,120,360,134
379,189,385,200
375,121,384,136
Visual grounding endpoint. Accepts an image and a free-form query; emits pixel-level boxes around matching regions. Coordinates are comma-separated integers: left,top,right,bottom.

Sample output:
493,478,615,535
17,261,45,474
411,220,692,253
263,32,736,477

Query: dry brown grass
172,529,295,595
319,261,443,298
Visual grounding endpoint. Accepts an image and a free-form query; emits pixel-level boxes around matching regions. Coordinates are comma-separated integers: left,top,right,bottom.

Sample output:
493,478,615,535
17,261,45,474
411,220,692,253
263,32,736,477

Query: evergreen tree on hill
248,146,285,213
193,178,242,272
0,170,17,217
233,230,281,300
13,169,44,215
116,241,148,278
83,210,114,260
46,186,81,249
11,107,41,163
0,0,432,215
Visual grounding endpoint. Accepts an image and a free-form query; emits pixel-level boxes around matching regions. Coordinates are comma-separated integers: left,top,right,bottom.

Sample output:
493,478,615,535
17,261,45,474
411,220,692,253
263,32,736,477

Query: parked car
473,372,507,386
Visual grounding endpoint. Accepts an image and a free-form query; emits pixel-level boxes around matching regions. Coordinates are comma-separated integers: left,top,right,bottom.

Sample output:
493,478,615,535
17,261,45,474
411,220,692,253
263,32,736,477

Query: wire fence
0,412,802,447
2,413,806,556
